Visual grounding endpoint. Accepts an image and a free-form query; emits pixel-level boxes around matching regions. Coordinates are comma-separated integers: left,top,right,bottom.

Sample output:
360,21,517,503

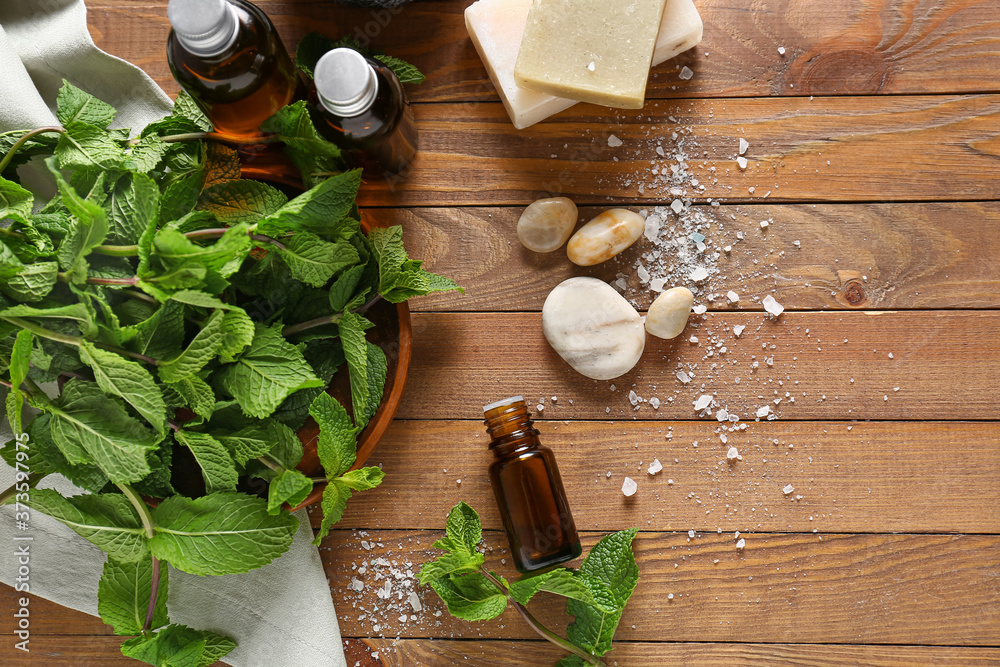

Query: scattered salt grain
762,295,785,316
726,446,742,461
737,156,748,170
692,304,708,315
622,476,638,497
756,405,771,418
650,397,661,409
726,291,740,303
667,593,674,600
607,133,623,148
588,61,596,71
689,266,709,282
348,578,364,592
759,220,769,229
783,484,795,495
694,394,713,411
679,66,694,80
738,138,749,155
778,46,786,55
736,538,746,550
733,325,745,337
670,198,684,214
676,371,691,384
716,408,728,421
648,458,663,475
407,592,422,612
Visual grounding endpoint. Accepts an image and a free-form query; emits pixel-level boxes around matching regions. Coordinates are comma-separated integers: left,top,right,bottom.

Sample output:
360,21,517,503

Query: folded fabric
0,1,347,664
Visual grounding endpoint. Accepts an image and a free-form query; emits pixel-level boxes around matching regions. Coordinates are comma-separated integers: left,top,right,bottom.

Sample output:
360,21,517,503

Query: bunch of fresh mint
419,503,639,666
0,76,458,666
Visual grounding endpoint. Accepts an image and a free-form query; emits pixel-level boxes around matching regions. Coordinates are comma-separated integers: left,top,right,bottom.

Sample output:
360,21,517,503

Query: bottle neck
169,0,240,57
315,48,379,118
484,398,541,458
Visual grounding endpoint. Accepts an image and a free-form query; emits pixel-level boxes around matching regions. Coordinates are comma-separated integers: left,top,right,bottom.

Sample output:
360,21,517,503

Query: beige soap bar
514,0,668,109
466,0,703,129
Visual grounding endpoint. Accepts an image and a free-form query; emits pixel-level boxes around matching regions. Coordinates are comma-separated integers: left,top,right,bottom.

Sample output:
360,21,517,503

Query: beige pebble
516,197,578,252
542,277,644,380
566,208,644,266
645,287,694,339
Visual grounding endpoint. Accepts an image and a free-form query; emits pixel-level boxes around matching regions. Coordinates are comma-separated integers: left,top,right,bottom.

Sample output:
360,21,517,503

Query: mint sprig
0,72,455,666
419,503,640,666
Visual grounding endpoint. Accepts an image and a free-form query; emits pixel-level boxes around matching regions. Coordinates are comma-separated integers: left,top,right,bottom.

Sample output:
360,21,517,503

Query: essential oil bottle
484,396,582,573
166,0,299,137
312,47,418,178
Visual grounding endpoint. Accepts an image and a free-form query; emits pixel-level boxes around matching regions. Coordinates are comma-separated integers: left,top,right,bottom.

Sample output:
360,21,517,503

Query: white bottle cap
314,48,379,118
483,396,525,413
168,0,240,57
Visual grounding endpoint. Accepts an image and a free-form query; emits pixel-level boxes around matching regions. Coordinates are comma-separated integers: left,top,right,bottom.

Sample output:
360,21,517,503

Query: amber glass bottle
166,0,299,137
484,396,582,573
311,48,418,179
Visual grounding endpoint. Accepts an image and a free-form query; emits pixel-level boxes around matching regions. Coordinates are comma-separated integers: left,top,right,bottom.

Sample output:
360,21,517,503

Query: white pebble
622,476,638,497
762,295,785,316
517,197,578,253
645,287,694,340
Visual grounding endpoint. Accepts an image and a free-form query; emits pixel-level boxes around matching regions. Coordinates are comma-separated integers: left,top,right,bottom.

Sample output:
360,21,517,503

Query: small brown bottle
312,48,418,179
166,0,299,137
484,396,582,573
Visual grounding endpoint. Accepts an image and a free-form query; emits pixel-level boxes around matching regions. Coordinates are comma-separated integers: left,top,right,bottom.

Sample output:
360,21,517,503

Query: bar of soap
465,0,703,129
513,0,668,109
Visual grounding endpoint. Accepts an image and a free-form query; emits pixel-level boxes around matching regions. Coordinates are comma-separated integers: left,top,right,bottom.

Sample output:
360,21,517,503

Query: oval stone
645,286,694,339
517,197,578,252
542,277,645,380
566,208,644,266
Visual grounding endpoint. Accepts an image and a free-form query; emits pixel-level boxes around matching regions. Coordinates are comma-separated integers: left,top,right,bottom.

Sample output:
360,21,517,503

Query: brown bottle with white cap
166,0,298,137
312,48,418,179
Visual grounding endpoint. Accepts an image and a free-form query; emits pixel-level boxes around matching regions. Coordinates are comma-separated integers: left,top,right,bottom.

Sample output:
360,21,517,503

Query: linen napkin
0,1,347,665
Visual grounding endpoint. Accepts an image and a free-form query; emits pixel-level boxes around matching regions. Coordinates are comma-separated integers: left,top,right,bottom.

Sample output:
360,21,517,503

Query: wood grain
318,420,1000,534
86,0,1000,102
401,311,1000,421
317,530,1000,645
368,202,1000,312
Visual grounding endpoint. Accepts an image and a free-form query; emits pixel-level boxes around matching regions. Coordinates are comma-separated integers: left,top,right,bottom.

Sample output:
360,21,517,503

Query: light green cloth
0,2,347,665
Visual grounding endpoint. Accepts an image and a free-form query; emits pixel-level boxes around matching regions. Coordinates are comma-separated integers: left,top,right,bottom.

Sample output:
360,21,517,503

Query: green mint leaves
420,503,640,666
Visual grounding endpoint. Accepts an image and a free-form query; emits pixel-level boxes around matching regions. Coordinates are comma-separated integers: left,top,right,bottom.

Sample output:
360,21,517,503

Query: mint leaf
218,308,255,363
266,468,313,515
152,223,252,279
172,91,213,132
27,488,148,562
164,375,215,419
128,134,170,173
198,180,287,225
327,264,366,313
337,466,384,491
564,528,640,657
258,169,361,239
382,268,463,304
203,142,241,187
157,309,225,383
417,550,484,586
374,54,426,85
508,569,612,612
368,225,408,293
121,623,236,667
104,172,160,245
160,172,204,223
55,121,125,170
213,421,277,466
362,342,388,427
0,414,108,491
429,573,508,622
0,302,97,338
98,557,169,636
0,177,34,222
124,300,185,359
337,311,374,429
445,501,483,554
308,392,356,477
261,100,342,159
79,341,167,435
174,430,237,493
48,379,159,484
57,81,116,128
277,232,359,288
313,479,349,545
0,261,58,302
150,492,298,575
219,324,324,419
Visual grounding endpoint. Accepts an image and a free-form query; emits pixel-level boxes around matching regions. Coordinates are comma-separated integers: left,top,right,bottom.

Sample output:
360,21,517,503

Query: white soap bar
465,0,703,129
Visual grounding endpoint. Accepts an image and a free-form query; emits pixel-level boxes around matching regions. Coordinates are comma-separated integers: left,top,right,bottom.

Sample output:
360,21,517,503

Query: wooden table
4,0,1000,664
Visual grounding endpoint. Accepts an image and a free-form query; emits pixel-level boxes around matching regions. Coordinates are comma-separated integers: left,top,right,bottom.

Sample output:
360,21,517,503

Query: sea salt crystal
737,156,748,170
689,335,699,343
588,61,596,71
607,133,623,148
778,46,786,55
762,295,784,316
727,291,740,303
648,458,663,474
716,408,728,421
783,484,795,495
756,405,770,418
736,538,746,550
689,266,709,281
628,390,640,406
738,138,749,155
676,371,691,384
644,216,661,241
720,433,728,444
679,66,694,80
688,529,695,538
671,198,684,214
407,592,423,612
694,394,713,411
650,397,661,409
650,278,666,292
637,264,650,283
759,220,769,229
622,476,638,496
692,304,707,314
726,446,741,461
667,593,674,600
348,578,364,592
733,325,745,337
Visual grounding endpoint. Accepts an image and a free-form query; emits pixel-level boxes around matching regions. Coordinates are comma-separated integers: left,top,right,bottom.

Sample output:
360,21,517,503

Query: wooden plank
400,311,1000,421
360,639,1000,666
318,530,1000,645
370,202,1000,312
86,1,1000,101
350,96,1000,206
323,420,1000,534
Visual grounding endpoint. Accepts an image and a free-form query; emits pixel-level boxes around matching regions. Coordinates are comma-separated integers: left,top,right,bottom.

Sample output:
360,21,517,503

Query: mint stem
94,227,285,257
142,132,281,146
57,272,139,286
0,316,160,366
478,567,604,666
143,556,162,635
280,313,341,337
0,473,45,505
257,455,284,473
115,484,160,636
0,126,65,173
0,378,11,389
